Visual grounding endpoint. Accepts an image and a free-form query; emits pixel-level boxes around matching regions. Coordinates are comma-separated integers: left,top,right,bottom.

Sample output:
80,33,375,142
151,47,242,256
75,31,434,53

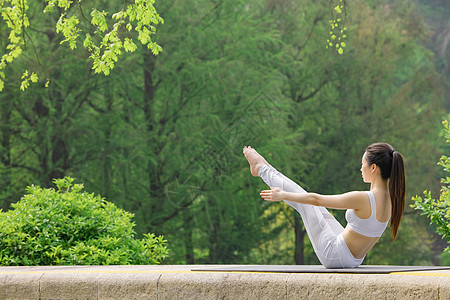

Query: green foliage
0,177,168,266
0,0,29,91
85,0,163,76
441,251,450,266
0,0,163,91
412,120,450,252
19,70,38,91
327,0,348,54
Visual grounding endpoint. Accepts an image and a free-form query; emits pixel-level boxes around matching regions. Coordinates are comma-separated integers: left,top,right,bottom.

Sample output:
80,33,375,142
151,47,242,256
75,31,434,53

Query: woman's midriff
342,227,380,259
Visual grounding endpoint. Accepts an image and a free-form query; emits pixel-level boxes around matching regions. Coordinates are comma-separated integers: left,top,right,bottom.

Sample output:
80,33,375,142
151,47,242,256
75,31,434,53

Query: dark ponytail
389,151,406,240
365,143,406,240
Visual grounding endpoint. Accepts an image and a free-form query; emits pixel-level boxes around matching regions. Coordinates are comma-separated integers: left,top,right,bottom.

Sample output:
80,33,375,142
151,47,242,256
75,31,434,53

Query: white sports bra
345,191,389,238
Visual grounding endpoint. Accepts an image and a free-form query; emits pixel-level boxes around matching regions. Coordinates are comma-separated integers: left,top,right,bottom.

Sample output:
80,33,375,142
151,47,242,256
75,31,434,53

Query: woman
243,143,406,268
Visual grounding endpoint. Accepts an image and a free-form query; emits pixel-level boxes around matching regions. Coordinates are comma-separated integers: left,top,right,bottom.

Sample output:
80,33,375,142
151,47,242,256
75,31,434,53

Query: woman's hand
260,187,284,202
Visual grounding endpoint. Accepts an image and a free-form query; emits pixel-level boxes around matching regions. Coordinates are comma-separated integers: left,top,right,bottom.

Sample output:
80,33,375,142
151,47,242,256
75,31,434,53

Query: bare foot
251,147,271,167
243,146,266,176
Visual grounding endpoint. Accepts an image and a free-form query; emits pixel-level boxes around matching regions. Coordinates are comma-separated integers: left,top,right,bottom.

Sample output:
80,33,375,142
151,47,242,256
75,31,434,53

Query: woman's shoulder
342,190,371,198
341,191,371,212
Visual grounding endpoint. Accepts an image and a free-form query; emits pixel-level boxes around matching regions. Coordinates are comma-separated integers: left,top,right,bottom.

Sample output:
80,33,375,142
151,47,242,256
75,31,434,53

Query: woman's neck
370,176,389,191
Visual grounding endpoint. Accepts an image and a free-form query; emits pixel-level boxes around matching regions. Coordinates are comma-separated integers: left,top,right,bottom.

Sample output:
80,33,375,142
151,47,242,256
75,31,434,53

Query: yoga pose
243,144,406,268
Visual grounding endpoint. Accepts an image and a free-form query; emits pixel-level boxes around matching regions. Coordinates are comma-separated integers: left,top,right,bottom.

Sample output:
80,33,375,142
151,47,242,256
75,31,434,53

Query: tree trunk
101,84,114,200
208,220,219,263
143,51,164,234
183,212,195,264
0,99,12,209
34,94,69,187
294,212,305,265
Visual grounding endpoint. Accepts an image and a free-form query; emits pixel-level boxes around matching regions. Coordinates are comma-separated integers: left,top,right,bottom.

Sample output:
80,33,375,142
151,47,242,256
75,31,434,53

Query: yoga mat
191,265,450,274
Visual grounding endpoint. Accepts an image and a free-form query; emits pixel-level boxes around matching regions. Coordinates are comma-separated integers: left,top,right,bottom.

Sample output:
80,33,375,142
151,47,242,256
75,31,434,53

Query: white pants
259,164,364,268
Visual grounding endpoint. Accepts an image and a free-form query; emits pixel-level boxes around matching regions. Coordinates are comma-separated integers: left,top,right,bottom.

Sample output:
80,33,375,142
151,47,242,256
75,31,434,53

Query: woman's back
343,190,391,259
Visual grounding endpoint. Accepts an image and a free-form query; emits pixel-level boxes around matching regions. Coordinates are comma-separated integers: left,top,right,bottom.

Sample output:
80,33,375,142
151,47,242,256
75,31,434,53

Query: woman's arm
259,188,367,210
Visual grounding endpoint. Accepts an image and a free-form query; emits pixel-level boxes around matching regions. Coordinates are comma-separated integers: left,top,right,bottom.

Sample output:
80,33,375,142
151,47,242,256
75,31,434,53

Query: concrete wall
1,265,449,299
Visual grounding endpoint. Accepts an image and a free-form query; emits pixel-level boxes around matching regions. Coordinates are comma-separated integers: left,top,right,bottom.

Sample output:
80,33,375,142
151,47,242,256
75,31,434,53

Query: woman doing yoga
243,143,406,268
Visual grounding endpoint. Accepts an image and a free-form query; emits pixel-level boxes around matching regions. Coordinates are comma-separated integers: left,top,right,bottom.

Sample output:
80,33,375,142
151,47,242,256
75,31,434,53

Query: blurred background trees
0,0,448,265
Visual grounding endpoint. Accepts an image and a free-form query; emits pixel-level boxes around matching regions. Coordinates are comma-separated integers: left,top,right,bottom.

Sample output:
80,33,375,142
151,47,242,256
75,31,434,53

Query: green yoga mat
191,265,450,274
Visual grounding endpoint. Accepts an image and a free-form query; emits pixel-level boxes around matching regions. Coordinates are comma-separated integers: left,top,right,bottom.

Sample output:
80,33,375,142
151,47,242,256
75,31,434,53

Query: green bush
412,120,450,252
0,177,168,266
441,251,450,266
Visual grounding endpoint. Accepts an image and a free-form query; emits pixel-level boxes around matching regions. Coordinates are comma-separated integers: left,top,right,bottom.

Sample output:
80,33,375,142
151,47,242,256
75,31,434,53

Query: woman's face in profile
360,152,372,183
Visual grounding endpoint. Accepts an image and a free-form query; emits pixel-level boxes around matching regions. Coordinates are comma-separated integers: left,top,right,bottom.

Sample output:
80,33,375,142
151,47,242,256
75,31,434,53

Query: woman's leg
264,166,364,268
258,164,345,246
243,146,347,267
267,166,344,236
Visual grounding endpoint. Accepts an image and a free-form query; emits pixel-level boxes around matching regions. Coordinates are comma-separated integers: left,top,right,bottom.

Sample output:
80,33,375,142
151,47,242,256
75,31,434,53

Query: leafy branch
326,0,348,55
0,0,163,91
411,120,450,252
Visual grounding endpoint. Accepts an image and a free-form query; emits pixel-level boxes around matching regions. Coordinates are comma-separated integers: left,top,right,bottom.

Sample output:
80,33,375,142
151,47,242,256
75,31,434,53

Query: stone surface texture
0,265,448,299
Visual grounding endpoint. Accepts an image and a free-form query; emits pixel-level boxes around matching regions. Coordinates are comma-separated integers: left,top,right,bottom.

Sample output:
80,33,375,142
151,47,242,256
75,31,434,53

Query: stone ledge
0,265,449,299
